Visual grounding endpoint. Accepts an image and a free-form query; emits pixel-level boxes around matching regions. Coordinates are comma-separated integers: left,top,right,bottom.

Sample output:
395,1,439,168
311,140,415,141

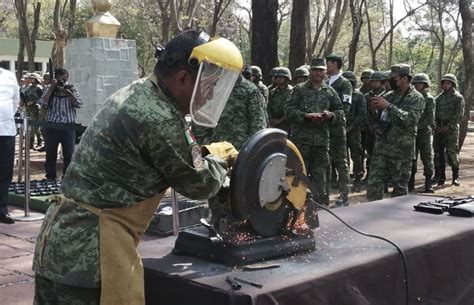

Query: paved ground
2,128,474,304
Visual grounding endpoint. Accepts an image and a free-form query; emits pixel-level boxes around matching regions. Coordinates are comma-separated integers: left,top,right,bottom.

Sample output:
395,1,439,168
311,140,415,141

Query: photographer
366,64,425,201
39,68,82,181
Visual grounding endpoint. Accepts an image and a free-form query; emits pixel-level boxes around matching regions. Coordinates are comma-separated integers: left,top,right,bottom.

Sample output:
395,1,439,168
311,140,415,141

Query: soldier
286,58,343,206
242,64,252,81
342,71,367,192
251,65,269,104
21,73,44,149
42,72,51,86
33,31,243,305
367,64,425,201
383,70,392,91
363,71,387,182
193,70,268,223
325,53,352,206
359,69,374,94
433,74,465,186
294,66,309,85
267,67,293,132
409,73,435,193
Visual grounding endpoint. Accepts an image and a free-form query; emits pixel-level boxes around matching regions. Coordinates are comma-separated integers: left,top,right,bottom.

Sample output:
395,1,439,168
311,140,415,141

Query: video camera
57,79,73,90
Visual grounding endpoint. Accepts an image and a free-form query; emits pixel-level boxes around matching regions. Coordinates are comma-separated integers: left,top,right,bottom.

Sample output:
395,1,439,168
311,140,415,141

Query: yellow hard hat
189,37,243,72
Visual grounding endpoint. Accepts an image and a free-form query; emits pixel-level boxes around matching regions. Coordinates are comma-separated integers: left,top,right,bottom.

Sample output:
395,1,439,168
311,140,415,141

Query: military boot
333,193,349,208
423,177,434,193
437,171,446,186
452,168,461,186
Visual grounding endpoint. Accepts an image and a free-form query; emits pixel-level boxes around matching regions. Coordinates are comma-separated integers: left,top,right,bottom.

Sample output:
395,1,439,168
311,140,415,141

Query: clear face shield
190,61,240,127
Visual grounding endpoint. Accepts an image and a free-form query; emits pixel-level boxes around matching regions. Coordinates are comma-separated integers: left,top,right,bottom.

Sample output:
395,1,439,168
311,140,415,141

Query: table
139,195,474,305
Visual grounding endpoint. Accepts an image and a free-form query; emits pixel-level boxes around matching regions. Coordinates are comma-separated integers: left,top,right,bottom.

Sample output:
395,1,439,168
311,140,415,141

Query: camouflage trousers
367,154,412,201
27,111,42,147
433,129,460,178
412,128,434,178
327,126,350,194
34,274,100,305
347,128,364,179
297,143,329,198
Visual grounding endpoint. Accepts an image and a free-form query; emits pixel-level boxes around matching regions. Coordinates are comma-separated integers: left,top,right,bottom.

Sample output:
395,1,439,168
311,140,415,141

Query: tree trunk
305,7,312,63
288,0,308,74
210,0,231,36
388,0,394,67
348,0,364,71
458,0,473,150
251,0,279,84
324,0,349,56
436,5,446,91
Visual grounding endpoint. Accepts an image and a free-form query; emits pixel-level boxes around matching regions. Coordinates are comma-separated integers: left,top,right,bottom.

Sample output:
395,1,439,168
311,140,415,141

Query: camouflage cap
294,66,310,78
276,67,292,80
390,64,411,77
360,69,374,79
251,65,262,78
370,71,385,81
342,70,357,87
28,72,42,83
310,58,326,69
383,70,391,80
441,73,458,88
412,73,431,87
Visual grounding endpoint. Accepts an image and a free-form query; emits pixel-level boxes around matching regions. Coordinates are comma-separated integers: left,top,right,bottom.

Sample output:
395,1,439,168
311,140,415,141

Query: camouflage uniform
367,80,425,200
251,66,269,105
327,74,352,197
33,76,228,292
267,68,293,132
193,76,268,221
22,83,43,147
409,81,435,192
433,76,465,185
285,80,343,203
359,69,374,95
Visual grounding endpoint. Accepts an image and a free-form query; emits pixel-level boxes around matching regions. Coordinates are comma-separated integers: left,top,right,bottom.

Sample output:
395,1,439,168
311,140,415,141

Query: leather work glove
201,141,239,168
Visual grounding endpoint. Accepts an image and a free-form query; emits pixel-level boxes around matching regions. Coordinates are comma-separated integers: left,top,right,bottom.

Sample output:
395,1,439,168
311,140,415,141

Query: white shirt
0,68,20,136
328,72,342,86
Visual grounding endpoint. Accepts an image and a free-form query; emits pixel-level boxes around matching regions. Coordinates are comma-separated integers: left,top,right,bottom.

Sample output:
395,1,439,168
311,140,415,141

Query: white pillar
9,59,15,73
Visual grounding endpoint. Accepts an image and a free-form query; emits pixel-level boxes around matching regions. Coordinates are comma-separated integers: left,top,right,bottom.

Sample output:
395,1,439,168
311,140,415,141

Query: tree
323,0,349,56
251,0,279,83
458,0,473,150
51,0,77,68
347,0,365,70
210,0,232,36
14,0,41,78
288,0,308,73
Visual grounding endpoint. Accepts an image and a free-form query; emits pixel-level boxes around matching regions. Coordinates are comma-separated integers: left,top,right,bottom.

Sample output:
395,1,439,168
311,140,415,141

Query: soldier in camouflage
325,53,352,206
267,67,279,91
267,67,293,132
409,73,435,193
433,74,465,186
363,71,387,182
367,64,425,201
251,65,269,105
294,66,309,85
359,69,374,94
33,31,242,305
285,58,343,206
342,71,367,192
21,73,44,149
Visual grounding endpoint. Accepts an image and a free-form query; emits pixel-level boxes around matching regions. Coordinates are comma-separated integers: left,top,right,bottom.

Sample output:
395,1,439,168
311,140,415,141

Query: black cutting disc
230,128,288,237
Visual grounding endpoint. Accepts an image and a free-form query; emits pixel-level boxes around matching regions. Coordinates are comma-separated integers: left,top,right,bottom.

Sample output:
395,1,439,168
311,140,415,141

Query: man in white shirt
0,68,20,224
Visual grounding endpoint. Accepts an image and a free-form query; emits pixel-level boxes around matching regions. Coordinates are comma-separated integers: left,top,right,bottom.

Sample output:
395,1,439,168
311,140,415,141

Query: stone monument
65,0,138,127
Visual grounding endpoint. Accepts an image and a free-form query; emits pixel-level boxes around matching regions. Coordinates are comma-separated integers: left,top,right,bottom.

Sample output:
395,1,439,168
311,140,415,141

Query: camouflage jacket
373,86,425,159
267,84,293,131
328,75,353,115
365,87,387,128
434,89,464,130
359,85,371,95
418,90,435,131
257,81,269,105
33,75,228,288
193,77,268,150
285,80,343,147
346,89,367,130
21,84,43,117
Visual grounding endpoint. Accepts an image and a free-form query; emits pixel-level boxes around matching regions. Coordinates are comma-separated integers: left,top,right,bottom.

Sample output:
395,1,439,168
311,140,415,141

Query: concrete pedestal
65,38,138,126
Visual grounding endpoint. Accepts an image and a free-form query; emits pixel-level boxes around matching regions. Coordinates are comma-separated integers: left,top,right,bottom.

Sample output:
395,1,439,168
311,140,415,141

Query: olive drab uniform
327,75,352,199
367,86,425,201
22,83,43,148
409,89,435,191
268,84,293,132
346,88,367,186
285,80,343,203
433,83,464,185
193,76,268,221
33,76,228,303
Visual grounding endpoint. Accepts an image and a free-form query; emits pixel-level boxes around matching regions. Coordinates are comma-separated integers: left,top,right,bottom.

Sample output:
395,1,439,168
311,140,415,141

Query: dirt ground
14,129,474,205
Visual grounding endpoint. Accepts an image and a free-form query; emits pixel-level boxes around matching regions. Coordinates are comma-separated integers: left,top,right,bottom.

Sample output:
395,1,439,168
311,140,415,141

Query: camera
57,79,73,90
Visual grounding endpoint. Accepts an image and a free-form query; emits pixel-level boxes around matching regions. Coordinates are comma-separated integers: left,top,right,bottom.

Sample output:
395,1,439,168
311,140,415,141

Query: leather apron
40,191,166,305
